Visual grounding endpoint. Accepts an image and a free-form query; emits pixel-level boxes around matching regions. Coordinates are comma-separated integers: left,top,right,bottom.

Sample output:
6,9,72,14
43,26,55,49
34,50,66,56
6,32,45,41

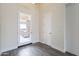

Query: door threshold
18,43,32,48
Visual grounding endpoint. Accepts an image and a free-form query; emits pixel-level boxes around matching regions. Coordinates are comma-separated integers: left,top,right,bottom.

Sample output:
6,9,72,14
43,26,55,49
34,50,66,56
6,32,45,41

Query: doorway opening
18,12,32,46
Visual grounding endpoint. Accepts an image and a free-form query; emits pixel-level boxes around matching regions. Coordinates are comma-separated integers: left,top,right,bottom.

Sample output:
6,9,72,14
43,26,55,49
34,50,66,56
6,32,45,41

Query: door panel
42,12,52,45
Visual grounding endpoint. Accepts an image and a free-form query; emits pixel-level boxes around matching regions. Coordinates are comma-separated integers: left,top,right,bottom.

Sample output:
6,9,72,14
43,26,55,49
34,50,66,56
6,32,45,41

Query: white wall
0,4,18,52
39,4,65,52
0,3,39,53
31,4,40,43
66,4,74,53
66,3,79,55
0,6,1,53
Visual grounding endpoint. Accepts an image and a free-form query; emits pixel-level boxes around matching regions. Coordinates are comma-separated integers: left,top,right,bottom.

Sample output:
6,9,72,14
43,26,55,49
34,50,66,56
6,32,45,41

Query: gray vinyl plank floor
1,42,76,56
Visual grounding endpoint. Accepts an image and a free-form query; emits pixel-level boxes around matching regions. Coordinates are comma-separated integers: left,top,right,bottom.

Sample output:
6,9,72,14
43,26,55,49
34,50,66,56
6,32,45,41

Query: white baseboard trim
50,45,65,53
40,41,65,53
0,46,18,53
65,51,77,56
0,51,2,56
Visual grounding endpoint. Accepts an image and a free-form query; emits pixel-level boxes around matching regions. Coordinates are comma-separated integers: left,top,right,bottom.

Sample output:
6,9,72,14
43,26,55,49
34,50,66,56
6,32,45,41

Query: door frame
17,9,32,46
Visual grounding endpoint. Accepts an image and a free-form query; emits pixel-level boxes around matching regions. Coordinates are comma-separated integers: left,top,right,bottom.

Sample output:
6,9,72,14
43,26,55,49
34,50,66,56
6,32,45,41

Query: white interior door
42,12,53,46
